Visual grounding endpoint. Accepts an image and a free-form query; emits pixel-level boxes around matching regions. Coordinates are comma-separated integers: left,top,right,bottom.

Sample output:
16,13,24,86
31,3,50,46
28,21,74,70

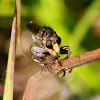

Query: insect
26,21,72,77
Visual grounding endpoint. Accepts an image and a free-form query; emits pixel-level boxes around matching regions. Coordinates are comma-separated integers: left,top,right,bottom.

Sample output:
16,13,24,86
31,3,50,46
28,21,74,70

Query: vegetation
0,0,100,100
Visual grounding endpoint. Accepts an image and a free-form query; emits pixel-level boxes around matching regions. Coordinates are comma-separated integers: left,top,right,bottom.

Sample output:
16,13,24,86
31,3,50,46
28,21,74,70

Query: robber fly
26,21,71,77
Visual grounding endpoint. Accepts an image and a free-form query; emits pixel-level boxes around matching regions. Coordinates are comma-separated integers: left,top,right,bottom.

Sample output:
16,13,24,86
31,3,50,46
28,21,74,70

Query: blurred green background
0,0,100,100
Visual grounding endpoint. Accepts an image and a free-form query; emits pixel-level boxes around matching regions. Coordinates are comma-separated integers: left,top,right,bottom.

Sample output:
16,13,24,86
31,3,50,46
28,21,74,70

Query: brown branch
51,48,100,71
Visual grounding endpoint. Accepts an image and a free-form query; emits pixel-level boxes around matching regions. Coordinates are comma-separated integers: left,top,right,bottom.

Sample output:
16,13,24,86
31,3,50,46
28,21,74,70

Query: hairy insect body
26,22,71,77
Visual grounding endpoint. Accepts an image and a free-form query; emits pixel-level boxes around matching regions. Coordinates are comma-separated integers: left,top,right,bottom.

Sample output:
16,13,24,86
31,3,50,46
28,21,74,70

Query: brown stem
51,48,100,71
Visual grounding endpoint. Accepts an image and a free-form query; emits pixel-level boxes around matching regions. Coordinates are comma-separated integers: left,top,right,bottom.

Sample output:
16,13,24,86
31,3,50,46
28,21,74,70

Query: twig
51,48,100,71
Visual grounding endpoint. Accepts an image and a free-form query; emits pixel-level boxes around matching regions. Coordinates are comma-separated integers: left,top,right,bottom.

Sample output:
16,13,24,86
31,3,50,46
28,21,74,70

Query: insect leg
40,64,57,77
40,60,63,77
54,59,66,77
38,59,55,76
55,68,66,78
60,46,72,73
32,50,56,76
60,46,71,58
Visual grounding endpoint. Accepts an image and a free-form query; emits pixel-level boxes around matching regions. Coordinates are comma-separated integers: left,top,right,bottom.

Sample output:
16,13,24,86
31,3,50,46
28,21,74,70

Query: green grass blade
3,16,16,100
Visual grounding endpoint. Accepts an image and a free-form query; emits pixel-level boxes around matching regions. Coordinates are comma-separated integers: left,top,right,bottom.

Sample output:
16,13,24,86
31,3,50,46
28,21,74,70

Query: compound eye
46,40,53,49
57,36,61,44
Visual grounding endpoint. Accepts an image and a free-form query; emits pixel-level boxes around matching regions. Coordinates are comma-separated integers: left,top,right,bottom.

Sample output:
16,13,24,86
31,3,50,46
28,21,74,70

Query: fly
26,21,72,77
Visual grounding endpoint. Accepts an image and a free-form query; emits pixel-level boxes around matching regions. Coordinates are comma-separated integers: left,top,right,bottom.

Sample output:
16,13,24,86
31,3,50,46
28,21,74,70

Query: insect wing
26,21,41,34
31,46,46,57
